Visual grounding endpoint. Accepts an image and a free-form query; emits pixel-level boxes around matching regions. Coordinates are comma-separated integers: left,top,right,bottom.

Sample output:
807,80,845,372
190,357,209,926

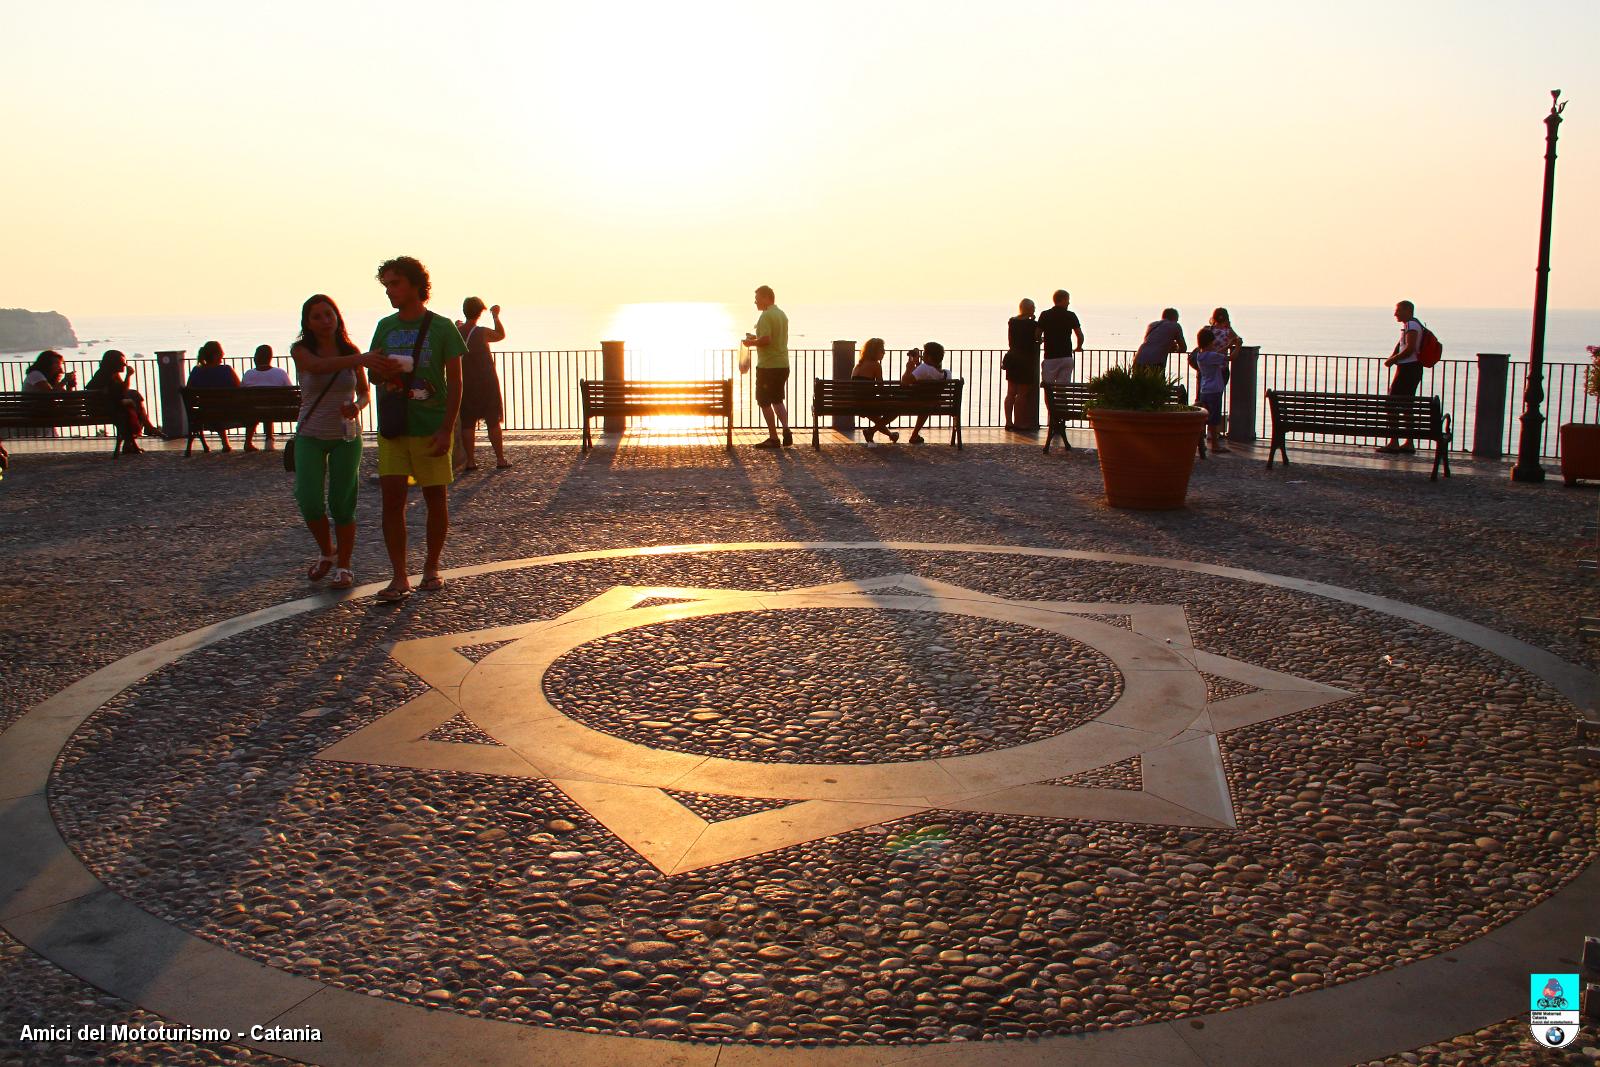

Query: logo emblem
1529,973,1580,1048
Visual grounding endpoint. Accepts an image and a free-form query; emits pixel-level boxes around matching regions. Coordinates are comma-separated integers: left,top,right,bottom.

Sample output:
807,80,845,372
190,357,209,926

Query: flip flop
307,556,335,581
375,585,412,604
328,568,354,590
419,575,445,592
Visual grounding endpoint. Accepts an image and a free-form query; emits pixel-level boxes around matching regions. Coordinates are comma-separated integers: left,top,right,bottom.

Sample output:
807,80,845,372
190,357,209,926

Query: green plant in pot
1083,365,1207,509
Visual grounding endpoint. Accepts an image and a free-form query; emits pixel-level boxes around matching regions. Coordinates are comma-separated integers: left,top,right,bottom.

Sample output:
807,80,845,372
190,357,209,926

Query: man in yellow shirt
744,285,792,448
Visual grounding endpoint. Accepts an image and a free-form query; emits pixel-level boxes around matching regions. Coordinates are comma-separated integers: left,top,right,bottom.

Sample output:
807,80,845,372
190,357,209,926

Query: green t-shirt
370,311,467,437
753,305,789,369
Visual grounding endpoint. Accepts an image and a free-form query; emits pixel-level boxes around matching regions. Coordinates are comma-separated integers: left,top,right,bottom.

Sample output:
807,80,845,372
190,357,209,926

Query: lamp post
1511,90,1568,483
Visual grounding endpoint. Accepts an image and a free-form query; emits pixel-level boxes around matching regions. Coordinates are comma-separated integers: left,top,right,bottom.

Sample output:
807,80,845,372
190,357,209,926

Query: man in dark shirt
1134,308,1187,369
1037,290,1084,383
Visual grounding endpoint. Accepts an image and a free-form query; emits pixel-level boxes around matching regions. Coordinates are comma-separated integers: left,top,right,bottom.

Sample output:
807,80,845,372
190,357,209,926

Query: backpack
1415,321,1443,368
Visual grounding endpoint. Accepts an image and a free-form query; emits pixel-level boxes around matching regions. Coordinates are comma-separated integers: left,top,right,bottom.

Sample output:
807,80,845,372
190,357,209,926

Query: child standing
242,344,292,451
1189,327,1231,453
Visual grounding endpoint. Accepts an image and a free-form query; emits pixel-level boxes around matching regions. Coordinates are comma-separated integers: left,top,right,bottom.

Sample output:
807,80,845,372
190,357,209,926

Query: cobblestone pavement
1,440,1596,1064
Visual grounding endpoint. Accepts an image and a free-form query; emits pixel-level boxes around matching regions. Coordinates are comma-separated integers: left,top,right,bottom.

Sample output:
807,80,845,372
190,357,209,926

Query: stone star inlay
316,575,1354,873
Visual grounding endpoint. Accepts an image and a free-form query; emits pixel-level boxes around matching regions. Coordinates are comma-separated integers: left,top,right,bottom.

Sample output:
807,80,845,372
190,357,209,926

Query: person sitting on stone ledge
851,337,899,444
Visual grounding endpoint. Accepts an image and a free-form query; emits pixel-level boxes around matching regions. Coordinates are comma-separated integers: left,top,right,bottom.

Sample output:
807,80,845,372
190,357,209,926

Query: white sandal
307,555,335,581
328,567,354,590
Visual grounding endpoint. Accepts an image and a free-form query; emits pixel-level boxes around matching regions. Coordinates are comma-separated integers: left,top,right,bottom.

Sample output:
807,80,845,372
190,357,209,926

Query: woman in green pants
290,294,373,589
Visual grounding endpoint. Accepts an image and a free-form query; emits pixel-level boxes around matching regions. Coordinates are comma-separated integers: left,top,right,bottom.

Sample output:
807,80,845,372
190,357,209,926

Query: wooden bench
1042,382,1193,454
181,387,304,454
812,378,965,450
578,379,733,450
0,391,131,454
1266,390,1452,480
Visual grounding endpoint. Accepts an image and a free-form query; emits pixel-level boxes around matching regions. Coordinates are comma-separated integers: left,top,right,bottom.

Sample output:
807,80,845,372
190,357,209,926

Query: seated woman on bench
85,350,158,453
850,337,899,443
24,351,76,393
186,340,243,452
900,342,948,445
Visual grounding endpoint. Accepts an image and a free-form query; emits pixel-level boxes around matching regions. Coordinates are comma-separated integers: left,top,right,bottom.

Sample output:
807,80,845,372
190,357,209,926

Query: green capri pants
293,434,362,526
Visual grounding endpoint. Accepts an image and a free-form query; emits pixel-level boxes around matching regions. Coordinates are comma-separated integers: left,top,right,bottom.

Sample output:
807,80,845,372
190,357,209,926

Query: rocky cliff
0,309,78,353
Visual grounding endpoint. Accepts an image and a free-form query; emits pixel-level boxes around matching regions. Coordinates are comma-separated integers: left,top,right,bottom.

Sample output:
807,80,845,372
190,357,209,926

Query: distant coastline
0,308,78,353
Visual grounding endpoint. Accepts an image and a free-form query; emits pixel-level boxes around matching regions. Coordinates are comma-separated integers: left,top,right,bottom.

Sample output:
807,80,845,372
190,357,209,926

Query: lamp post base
1510,461,1546,484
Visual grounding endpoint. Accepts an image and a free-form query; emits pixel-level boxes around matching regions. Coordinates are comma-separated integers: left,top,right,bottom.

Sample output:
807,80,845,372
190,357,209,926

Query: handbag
284,369,344,472
378,311,433,439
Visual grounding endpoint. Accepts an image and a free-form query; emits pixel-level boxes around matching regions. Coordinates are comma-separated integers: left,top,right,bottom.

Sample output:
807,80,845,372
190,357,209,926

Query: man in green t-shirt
368,255,467,602
744,285,791,448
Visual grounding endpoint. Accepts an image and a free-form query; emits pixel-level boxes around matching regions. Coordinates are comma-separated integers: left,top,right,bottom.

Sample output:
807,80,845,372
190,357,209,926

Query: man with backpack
1378,300,1434,454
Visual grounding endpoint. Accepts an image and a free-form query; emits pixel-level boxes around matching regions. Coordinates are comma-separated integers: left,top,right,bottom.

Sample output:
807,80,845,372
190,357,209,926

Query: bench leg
581,419,591,452
1266,435,1285,469
953,417,962,450
812,422,820,450
726,416,732,451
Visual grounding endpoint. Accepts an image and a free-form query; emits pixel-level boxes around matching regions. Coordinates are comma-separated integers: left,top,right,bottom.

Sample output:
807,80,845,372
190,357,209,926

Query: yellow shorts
377,434,454,487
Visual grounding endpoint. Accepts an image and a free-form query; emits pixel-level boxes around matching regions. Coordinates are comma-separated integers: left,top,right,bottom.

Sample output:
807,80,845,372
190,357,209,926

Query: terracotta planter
1560,422,1600,486
1087,407,1208,509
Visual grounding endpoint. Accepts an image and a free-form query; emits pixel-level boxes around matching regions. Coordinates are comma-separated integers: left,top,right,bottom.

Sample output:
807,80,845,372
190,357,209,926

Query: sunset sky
4,0,1598,316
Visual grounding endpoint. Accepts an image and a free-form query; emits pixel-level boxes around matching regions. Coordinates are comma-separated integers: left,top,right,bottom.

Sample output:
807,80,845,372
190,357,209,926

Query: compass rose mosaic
318,573,1353,873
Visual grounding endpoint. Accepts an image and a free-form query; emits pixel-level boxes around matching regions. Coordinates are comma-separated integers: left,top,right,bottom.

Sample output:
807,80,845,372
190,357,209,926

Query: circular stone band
1,541,1595,1067
467,592,1181,800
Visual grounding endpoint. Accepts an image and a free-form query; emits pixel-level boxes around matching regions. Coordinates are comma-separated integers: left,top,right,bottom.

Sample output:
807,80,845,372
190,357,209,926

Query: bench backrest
182,386,304,426
579,379,732,415
1267,390,1444,435
812,378,964,414
1043,382,1189,421
0,390,121,428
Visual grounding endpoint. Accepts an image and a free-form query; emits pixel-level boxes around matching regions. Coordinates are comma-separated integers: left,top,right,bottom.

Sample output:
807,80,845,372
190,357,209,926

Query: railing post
1472,353,1511,458
1227,346,1259,443
601,340,625,434
155,350,187,440
831,340,856,435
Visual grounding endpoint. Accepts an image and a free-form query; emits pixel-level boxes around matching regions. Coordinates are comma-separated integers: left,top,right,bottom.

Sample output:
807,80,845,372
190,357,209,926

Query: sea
4,302,1596,366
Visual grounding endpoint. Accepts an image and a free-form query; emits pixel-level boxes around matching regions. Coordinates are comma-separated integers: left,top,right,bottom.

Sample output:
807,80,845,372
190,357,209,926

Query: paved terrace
1,430,1596,1065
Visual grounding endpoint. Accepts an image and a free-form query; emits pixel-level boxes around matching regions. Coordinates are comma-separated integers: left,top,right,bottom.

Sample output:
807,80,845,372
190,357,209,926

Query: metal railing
5,349,1596,459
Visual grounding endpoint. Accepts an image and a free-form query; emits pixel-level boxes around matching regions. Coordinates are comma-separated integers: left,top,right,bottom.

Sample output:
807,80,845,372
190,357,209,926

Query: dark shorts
1389,362,1423,397
1199,391,1224,426
755,366,790,407
1002,350,1038,385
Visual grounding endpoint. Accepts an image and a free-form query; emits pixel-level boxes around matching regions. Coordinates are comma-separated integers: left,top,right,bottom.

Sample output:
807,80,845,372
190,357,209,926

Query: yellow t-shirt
753,306,789,369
